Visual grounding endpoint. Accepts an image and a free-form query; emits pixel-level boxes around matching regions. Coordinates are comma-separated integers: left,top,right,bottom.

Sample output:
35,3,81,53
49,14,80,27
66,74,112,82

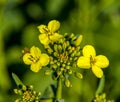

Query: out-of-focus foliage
0,0,120,102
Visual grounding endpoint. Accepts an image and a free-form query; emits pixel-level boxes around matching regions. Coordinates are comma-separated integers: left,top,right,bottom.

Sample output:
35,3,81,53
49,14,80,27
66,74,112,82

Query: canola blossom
77,45,109,78
23,46,49,72
38,20,63,45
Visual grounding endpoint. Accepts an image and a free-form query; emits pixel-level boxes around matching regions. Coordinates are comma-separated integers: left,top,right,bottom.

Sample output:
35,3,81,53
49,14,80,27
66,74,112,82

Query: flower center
58,52,68,62
43,27,53,36
90,55,96,66
29,55,40,63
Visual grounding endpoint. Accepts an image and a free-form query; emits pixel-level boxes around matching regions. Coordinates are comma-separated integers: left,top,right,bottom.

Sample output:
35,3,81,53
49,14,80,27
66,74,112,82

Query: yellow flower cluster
22,20,109,80
94,93,114,102
14,85,41,102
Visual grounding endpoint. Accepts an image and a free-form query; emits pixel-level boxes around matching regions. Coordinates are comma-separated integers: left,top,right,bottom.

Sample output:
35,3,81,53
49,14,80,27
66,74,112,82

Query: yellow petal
23,53,33,65
92,65,103,78
37,25,48,33
30,62,42,72
39,34,50,45
49,33,63,42
83,45,96,57
77,56,91,68
39,54,49,66
48,20,60,32
30,46,41,57
95,55,109,68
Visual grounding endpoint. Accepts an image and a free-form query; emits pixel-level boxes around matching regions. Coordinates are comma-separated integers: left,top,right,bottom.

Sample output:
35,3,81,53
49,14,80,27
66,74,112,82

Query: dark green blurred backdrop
0,0,120,102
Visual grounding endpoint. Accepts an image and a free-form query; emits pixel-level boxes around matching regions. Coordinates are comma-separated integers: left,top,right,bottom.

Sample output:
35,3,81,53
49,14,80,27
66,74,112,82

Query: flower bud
14,89,18,94
75,51,80,56
53,52,58,57
76,46,81,51
75,72,83,79
52,64,57,69
63,42,67,51
45,70,52,75
68,69,72,74
65,79,71,87
74,35,83,46
54,44,58,52
58,45,62,52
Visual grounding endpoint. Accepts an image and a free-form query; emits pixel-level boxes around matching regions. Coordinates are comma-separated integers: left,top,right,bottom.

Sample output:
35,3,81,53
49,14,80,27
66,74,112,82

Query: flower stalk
56,77,62,101
95,75,105,95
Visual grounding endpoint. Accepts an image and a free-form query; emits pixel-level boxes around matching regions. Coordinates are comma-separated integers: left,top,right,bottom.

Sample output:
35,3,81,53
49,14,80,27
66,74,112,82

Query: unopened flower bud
14,89,18,94
22,85,27,91
74,35,83,46
58,45,62,52
57,70,62,75
65,79,71,87
52,64,57,69
75,72,83,79
75,51,80,56
45,70,52,75
18,90,22,95
53,52,58,57
63,42,67,51
76,46,81,51
68,69,72,74
54,44,58,52
69,33,75,38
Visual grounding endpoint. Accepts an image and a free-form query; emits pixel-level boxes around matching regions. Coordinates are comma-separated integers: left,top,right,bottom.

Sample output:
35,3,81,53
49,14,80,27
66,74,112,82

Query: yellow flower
77,45,109,78
23,46,49,72
38,20,63,45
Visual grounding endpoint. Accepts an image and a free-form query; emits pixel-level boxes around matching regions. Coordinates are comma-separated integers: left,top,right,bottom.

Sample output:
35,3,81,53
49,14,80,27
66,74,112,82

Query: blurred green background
0,0,120,102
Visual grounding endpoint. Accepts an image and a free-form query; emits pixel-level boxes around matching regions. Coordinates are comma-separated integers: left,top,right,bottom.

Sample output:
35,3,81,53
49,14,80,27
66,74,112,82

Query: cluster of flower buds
45,33,83,87
93,93,114,102
14,84,41,102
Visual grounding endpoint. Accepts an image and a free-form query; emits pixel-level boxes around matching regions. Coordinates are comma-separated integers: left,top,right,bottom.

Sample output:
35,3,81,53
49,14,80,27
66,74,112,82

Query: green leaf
12,73,24,86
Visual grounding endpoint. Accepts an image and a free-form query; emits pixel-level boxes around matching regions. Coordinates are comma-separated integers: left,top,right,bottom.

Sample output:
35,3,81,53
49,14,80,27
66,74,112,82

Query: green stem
95,75,105,95
56,77,62,100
